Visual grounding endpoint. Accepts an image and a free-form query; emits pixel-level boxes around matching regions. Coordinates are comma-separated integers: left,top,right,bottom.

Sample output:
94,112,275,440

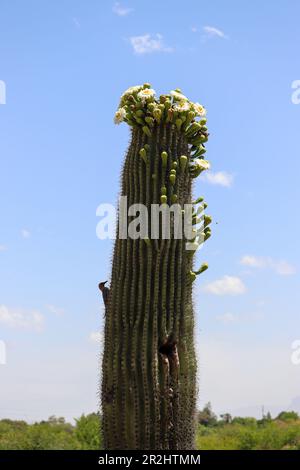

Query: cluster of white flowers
114,107,127,124
173,101,191,113
137,88,156,103
193,102,206,117
122,85,143,99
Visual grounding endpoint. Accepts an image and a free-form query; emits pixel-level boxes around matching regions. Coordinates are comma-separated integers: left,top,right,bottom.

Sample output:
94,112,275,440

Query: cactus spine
102,84,211,449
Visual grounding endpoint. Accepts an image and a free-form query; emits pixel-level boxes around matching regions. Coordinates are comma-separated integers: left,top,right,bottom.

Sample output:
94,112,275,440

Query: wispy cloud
46,304,65,316
113,2,133,16
21,228,30,239
0,245,7,252
129,34,173,55
0,305,44,331
72,17,81,29
203,275,246,296
200,171,234,187
203,25,228,39
240,255,296,276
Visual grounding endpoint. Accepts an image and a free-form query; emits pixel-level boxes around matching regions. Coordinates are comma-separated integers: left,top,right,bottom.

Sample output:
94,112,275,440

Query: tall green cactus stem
102,84,211,450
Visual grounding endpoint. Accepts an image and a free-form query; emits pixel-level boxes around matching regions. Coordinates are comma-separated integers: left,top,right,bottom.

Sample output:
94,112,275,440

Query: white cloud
0,305,44,331
203,25,228,39
129,34,172,54
203,275,246,296
191,26,198,33
21,228,30,239
200,171,234,187
0,245,7,252
240,255,296,276
240,255,265,268
89,331,103,344
46,305,65,316
113,2,133,16
274,260,296,276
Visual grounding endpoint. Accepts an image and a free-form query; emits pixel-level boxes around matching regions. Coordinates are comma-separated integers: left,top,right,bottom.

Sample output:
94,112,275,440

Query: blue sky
1,0,300,421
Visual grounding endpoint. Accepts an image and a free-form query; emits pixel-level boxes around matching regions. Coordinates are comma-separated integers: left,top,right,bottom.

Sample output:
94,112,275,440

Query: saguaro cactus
101,84,211,450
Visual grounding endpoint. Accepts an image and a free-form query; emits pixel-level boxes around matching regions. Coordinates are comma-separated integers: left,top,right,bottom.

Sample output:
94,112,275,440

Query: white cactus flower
137,88,156,103
173,101,191,112
170,90,188,101
114,107,127,124
189,159,210,171
193,102,206,116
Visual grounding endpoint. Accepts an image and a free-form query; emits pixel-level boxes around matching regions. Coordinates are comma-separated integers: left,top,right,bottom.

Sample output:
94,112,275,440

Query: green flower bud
153,108,162,122
161,151,168,167
142,126,151,137
161,186,167,195
144,144,150,151
189,271,197,282
171,194,178,203
180,155,188,172
160,195,168,205
135,109,144,117
186,122,201,136
169,174,176,185
172,161,178,170
204,215,212,227
204,227,211,241
170,169,177,175
192,196,204,205
147,102,155,112
145,116,154,126
195,263,209,275
143,83,151,89
139,147,148,164
175,118,182,131
135,117,145,125
126,119,135,126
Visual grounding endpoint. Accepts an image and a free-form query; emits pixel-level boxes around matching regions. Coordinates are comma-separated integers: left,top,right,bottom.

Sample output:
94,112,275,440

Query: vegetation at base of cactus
101,83,212,450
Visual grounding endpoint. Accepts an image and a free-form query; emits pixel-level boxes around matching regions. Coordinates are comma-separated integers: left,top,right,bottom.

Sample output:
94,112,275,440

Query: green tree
197,403,218,427
75,413,101,449
276,411,299,421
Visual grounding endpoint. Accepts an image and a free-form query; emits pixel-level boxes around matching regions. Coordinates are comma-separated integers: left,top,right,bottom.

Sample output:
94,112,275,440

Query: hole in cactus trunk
159,339,177,357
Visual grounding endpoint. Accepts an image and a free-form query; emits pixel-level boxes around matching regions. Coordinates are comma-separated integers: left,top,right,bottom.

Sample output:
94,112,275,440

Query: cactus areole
101,84,211,450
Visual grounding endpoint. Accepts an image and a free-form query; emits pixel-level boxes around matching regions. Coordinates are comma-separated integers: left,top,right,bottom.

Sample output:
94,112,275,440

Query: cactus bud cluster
115,83,210,182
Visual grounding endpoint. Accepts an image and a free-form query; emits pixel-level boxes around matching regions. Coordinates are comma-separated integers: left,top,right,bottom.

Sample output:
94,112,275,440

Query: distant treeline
0,404,300,450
